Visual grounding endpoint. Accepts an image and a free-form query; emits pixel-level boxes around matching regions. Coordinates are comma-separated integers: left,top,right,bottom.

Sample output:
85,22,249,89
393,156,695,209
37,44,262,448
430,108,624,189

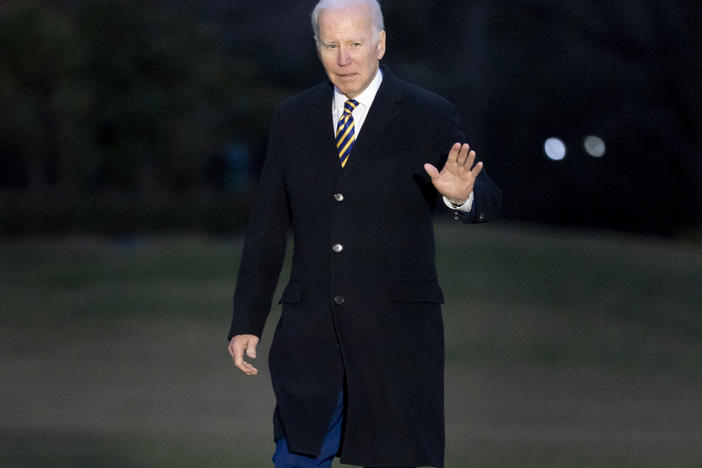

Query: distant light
544,137,566,161
584,135,606,157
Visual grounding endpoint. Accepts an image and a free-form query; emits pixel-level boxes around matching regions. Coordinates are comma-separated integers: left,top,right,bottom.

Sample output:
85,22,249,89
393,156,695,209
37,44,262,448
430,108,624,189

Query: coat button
333,193,344,202
332,243,344,253
334,296,345,304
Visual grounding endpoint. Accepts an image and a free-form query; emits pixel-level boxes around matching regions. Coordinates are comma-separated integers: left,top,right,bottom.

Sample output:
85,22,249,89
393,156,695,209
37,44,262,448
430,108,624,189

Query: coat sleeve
228,109,290,340
430,100,502,224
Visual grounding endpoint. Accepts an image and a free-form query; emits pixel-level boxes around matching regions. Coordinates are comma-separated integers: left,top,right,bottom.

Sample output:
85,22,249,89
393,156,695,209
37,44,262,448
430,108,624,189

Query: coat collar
306,65,403,179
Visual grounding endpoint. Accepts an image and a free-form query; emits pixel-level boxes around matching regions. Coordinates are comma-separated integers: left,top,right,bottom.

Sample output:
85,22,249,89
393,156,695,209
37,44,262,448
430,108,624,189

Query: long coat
228,67,501,467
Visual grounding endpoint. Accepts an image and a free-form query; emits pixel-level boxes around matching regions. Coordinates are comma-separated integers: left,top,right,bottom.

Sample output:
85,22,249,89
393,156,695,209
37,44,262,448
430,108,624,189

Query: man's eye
352,42,361,47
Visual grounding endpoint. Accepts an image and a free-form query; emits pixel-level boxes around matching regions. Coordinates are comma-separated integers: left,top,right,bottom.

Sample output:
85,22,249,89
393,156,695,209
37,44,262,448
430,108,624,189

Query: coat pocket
278,281,302,304
390,280,444,304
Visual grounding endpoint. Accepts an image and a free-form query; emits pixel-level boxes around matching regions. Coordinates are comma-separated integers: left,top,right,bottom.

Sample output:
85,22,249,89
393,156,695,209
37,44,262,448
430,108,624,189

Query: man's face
316,5,386,98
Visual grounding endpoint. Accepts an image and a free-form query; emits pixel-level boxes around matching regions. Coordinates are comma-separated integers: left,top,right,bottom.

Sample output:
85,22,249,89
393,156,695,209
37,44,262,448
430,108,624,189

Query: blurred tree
0,0,288,233
77,0,243,195
0,0,94,198
0,0,281,197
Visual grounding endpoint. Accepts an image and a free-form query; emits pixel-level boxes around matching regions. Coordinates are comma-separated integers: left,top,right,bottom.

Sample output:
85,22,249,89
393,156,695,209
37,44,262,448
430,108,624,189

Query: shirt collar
333,68,384,111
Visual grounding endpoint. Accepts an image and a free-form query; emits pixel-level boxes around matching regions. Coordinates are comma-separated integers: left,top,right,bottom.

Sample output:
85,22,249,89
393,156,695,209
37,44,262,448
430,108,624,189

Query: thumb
246,338,258,359
424,163,439,179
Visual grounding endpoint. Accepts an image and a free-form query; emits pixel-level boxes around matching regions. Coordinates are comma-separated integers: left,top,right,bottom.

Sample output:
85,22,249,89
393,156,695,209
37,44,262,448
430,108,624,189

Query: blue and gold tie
335,99,358,168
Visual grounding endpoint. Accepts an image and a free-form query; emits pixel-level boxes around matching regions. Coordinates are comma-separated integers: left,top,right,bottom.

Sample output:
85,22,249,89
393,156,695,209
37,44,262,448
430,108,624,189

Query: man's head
311,0,386,98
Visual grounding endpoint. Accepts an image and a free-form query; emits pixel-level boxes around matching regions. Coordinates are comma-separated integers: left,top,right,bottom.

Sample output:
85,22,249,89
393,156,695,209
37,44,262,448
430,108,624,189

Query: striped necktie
335,99,358,168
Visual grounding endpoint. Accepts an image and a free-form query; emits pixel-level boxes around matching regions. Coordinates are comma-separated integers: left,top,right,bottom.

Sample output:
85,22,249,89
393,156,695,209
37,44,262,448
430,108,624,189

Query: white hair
311,0,385,43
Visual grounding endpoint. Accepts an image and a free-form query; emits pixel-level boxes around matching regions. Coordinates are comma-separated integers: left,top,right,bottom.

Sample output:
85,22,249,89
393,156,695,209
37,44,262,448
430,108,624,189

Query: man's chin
333,79,361,96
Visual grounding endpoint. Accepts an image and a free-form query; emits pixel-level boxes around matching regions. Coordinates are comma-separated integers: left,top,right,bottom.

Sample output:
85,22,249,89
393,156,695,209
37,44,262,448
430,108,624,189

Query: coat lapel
306,83,343,179
341,67,402,177
304,66,403,179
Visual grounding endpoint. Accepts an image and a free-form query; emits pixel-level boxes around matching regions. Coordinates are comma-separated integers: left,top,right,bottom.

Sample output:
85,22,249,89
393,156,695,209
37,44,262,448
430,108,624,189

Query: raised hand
424,143,483,205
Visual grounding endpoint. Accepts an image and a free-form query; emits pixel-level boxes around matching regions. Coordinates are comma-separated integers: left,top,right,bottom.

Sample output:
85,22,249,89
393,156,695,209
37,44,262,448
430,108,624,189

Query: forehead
318,5,375,39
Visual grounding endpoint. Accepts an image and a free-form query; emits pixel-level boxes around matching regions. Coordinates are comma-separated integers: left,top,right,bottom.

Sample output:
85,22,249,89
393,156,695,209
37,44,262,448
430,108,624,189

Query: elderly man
227,1,501,467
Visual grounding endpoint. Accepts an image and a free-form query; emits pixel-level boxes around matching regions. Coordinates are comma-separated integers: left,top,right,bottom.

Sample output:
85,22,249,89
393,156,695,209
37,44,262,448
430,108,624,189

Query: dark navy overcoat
228,67,501,467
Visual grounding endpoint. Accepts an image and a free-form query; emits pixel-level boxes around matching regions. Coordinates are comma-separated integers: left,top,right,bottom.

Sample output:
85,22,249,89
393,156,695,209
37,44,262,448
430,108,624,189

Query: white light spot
584,135,606,157
544,137,566,161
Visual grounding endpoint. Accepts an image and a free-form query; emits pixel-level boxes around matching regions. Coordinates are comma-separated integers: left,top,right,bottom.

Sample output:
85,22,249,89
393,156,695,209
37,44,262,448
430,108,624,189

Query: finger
448,143,461,165
423,163,440,178
239,361,259,375
232,341,245,368
471,160,484,177
235,349,259,375
246,338,258,359
457,144,471,166
464,150,476,168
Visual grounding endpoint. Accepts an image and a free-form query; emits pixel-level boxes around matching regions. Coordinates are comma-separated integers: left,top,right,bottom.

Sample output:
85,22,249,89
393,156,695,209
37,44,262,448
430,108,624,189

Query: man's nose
337,47,351,66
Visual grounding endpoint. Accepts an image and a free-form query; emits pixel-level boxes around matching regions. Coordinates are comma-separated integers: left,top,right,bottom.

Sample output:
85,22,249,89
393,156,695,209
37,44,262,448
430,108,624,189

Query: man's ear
376,29,386,60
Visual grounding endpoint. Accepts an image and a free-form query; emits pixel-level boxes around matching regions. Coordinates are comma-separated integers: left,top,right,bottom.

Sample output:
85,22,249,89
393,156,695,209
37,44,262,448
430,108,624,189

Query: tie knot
343,99,358,114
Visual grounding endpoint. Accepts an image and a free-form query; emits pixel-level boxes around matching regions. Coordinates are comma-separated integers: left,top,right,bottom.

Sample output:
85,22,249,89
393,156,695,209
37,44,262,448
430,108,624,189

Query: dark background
1,0,701,237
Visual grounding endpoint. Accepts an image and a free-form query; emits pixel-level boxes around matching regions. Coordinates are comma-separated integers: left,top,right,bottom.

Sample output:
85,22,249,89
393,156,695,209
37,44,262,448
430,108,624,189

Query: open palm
424,142,483,204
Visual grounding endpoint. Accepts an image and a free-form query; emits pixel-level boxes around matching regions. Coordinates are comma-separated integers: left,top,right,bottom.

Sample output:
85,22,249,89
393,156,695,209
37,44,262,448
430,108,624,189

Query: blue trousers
272,391,343,468
272,391,413,468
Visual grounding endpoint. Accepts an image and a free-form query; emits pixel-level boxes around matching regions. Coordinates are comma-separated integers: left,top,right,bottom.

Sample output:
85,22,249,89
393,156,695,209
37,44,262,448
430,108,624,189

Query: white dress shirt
331,68,473,212
332,68,384,137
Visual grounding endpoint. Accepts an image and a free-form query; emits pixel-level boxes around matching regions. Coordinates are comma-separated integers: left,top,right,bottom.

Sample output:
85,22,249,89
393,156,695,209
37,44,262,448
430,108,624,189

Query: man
227,1,501,467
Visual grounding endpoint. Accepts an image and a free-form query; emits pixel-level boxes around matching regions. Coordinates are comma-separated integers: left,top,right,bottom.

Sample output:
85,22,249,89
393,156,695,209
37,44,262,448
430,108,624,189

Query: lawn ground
1,223,701,467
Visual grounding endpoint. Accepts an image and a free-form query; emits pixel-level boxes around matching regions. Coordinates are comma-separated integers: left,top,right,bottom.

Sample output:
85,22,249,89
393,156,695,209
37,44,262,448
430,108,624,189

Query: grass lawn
1,223,701,467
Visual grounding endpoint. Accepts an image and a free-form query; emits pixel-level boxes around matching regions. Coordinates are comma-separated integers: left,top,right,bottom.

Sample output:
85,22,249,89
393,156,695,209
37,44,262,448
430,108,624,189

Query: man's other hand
228,334,260,375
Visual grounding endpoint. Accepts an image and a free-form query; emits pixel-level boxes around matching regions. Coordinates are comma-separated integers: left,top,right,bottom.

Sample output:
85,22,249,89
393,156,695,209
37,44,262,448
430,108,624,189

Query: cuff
443,191,474,212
